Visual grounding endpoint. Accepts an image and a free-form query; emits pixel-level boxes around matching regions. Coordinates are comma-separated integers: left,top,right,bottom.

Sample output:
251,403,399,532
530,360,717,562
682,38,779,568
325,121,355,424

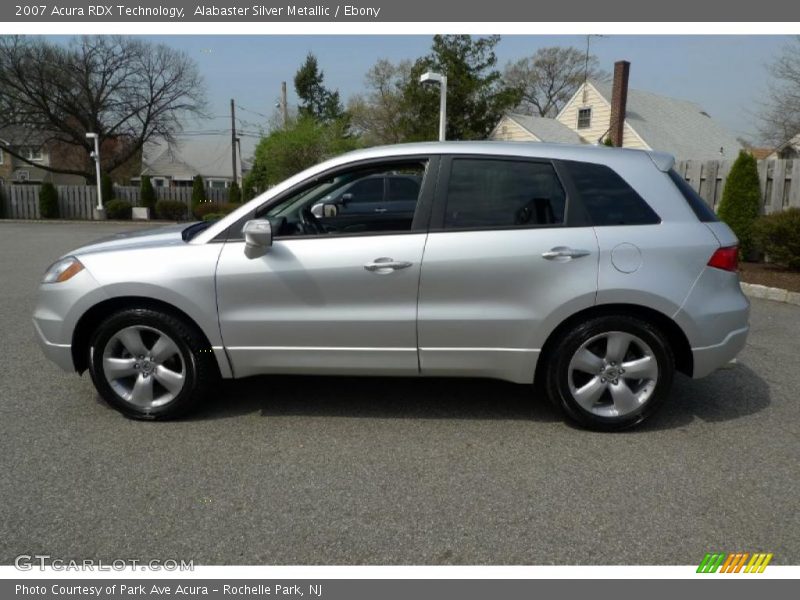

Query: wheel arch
535,303,693,384
71,296,225,376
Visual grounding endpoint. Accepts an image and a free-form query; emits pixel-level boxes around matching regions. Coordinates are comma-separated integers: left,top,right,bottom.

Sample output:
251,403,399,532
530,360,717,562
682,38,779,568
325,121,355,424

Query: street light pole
419,71,447,141
85,133,103,212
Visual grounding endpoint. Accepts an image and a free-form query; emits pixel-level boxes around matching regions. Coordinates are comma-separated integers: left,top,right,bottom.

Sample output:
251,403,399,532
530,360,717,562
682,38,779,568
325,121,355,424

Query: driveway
0,221,797,565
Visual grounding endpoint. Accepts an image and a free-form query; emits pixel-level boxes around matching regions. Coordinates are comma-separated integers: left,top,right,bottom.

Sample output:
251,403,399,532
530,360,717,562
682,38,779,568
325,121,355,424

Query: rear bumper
33,318,74,372
691,325,749,378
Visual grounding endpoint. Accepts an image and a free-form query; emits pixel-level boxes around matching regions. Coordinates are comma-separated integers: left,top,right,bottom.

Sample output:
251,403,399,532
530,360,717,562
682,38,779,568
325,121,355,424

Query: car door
215,157,436,378
417,155,599,384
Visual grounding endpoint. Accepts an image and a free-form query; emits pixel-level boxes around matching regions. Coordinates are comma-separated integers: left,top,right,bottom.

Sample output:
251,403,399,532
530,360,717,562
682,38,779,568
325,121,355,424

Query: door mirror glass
243,219,272,259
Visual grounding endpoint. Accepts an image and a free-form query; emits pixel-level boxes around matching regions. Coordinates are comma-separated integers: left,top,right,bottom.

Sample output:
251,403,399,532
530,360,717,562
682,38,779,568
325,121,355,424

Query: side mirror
322,203,339,217
310,203,324,218
341,192,354,205
243,219,272,259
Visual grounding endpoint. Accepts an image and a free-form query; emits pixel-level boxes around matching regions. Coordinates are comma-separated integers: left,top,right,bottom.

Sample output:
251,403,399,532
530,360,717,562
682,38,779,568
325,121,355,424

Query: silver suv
33,142,749,430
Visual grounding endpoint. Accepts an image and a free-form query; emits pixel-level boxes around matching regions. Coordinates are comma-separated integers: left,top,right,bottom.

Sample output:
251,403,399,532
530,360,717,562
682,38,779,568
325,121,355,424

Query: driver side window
263,161,427,238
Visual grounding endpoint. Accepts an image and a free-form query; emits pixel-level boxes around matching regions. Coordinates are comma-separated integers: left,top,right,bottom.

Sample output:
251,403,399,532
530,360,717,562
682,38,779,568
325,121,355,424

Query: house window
577,108,592,129
209,180,227,189
0,148,4,165
22,146,43,161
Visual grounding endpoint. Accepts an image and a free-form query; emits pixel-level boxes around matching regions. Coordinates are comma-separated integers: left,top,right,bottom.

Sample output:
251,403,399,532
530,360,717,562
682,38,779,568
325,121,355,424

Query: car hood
69,223,193,257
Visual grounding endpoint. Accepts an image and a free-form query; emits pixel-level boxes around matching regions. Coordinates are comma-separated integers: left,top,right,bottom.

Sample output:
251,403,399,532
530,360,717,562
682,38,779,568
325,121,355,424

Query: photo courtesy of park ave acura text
0,29,798,574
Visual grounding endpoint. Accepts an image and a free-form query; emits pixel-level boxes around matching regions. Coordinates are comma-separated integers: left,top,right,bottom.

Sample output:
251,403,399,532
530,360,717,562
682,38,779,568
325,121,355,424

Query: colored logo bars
697,552,773,573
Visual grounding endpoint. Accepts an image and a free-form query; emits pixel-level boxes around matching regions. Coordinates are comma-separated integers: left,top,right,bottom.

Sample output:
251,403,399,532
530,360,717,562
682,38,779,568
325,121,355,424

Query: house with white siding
490,61,743,161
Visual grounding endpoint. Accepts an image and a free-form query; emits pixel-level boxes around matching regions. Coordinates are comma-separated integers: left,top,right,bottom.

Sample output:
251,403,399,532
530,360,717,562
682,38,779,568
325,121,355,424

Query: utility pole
280,81,288,128
230,98,237,184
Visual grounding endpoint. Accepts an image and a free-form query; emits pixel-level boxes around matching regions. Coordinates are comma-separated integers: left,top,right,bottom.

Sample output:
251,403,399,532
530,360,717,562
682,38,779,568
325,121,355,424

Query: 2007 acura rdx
33,142,749,430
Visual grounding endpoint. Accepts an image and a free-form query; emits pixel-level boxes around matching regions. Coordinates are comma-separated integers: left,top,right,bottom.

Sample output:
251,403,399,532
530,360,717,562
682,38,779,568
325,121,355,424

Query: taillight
707,246,739,272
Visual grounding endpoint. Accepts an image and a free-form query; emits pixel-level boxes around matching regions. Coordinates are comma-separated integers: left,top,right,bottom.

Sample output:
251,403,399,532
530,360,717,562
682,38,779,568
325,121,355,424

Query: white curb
741,282,800,307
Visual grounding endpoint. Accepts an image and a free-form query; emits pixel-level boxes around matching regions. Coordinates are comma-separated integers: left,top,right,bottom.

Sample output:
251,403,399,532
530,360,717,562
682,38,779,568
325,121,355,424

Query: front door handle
542,246,592,261
364,257,413,273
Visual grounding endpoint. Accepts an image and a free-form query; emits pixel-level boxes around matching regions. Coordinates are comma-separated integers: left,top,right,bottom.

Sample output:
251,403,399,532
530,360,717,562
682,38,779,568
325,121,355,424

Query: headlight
42,256,84,284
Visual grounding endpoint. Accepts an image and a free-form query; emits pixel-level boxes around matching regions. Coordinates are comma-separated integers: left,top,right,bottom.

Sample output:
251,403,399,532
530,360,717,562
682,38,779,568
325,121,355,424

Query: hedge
717,151,761,258
105,199,132,220
752,208,800,270
155,200,187,221
39,182,59,219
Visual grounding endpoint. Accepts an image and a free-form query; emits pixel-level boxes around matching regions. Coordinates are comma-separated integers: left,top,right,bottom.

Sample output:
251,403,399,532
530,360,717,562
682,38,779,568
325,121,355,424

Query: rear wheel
545,315,674,431
88,308,218,419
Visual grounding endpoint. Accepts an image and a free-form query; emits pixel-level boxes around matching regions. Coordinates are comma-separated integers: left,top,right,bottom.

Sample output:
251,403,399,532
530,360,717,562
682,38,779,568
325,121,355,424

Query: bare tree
347,59,412,145
503,46,607,118
0,35,206,180
760,36,800,147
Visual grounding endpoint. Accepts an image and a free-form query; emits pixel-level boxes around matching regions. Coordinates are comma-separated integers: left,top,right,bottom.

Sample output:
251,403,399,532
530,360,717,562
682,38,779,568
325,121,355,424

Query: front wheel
88,308,218,420
545,315,675,431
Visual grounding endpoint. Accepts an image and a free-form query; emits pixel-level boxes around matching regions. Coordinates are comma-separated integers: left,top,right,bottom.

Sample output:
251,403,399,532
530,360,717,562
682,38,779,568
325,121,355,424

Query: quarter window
565,161,660,226
444,159,566,229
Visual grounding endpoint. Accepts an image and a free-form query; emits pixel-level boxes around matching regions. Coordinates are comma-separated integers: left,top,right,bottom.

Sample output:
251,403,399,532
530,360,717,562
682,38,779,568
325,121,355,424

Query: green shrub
228,181,241,204
191,175,206,214
193,201,240,220
202,212,227,222
101,173,114,204
105,199,132,220
155,200,187,221
752,208,800,270
140,176,156,211
717,151,761,258
39,182,59,219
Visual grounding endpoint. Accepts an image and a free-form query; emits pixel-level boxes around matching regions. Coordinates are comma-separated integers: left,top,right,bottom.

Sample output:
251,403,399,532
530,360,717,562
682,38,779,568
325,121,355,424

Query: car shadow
627,362,771,432
190,362,770,430
191,375,559,423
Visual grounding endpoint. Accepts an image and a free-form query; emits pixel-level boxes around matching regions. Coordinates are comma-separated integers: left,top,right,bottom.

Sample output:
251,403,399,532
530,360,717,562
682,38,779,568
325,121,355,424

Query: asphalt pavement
0,221,797,565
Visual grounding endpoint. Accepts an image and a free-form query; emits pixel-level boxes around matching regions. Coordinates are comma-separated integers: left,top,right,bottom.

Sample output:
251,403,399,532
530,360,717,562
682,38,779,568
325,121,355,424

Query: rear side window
444,159,566,229
565,161,660,226
667,169,719,222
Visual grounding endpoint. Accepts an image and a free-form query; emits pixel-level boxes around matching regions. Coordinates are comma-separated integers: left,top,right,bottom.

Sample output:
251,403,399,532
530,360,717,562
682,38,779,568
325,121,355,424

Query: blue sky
53,35,794,155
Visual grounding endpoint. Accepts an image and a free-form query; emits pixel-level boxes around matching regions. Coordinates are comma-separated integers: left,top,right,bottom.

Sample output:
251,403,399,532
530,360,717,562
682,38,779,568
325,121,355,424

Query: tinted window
344,178,383,203
667,169,719,222
387,177,421,202
565,161,660,226
444,159,566,229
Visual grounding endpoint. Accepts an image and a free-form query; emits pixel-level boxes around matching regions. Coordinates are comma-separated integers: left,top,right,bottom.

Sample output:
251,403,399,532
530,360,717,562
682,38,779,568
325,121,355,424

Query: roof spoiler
647,151,675,172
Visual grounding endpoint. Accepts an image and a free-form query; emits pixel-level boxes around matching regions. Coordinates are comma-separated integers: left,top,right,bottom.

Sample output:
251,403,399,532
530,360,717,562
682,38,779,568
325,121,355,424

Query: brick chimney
609,60,630,147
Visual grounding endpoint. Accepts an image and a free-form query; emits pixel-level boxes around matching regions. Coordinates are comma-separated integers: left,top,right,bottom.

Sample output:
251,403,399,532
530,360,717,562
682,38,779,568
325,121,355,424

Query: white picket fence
0,184,231,220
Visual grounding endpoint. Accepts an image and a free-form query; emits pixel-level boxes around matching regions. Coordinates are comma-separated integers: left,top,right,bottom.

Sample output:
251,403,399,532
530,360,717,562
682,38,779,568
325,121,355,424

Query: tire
544,315,674,431
88,308,218,420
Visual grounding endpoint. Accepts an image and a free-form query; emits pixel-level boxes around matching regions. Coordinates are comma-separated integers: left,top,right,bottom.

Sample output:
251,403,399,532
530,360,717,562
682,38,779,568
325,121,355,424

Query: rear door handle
364,257,413,273
542,246,592,260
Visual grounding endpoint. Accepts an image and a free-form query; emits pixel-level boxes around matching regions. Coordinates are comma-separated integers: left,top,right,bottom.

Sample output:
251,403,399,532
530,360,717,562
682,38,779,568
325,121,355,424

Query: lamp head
419,71,444,85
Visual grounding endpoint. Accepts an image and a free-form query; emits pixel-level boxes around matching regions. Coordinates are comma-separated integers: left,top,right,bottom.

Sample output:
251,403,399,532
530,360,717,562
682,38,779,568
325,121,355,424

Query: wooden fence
675,158,799,214
1,160,797,220
0,184,230,220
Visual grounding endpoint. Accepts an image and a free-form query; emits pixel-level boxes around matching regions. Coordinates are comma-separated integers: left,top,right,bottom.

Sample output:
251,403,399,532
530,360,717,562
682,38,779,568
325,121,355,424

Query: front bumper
32,266,106,373
33,318,74,372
